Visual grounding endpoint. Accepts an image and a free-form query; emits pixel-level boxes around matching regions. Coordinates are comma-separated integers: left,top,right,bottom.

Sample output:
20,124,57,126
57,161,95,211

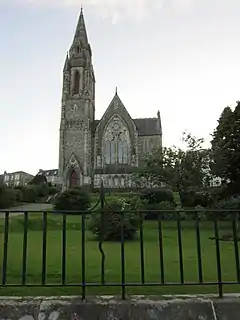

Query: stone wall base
0,295,239,320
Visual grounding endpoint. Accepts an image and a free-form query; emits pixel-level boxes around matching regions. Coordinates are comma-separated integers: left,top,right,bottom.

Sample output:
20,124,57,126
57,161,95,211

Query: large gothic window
103,116,130,165
73,71,80,94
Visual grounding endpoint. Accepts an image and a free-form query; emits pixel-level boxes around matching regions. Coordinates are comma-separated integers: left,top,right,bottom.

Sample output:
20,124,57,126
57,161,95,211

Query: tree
211,102,240,194
211,106,233,183
134,132,211,205
29,174,47,185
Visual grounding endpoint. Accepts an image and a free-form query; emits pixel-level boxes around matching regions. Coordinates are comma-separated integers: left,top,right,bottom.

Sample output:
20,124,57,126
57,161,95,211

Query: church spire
72,7,88,46
63,52,69,71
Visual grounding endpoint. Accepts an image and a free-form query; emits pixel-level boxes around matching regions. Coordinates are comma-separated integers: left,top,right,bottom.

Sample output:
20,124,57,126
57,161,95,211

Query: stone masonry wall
0,295,239,320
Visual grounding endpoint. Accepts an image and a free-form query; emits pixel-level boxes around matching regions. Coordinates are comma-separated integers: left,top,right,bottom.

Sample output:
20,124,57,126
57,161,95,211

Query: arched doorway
69,170,79,188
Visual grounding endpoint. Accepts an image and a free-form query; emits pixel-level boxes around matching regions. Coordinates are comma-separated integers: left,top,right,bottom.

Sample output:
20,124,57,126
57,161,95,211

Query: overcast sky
0,0,239,174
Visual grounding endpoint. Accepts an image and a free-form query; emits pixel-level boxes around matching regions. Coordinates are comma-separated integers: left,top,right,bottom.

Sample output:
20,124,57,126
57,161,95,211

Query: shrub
13,187,23,202
141,188,174,204
88,196,141,241
48,186,60,196
21,186,38,203
0,188,19,209
54,188,91,211
180,205,207,221
144,201,176,220
209,197,240,220
35,184,49,198
180,190,196,207
194,205,207,220
180,190,214,208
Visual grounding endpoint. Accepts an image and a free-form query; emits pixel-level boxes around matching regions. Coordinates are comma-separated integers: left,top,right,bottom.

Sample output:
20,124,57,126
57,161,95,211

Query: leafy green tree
229,101,240,192
134,132,211,205
211,102,240,194
29,174,47,185
211,106,233,183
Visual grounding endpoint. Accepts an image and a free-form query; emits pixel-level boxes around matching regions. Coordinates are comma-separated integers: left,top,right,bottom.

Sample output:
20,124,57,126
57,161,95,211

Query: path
0,203,53,217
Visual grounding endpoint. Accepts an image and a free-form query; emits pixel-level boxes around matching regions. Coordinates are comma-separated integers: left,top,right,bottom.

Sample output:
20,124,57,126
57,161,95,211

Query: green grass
0,213,239,297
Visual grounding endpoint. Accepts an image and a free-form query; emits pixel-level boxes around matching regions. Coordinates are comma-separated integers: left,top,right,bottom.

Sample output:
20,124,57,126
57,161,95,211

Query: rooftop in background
3,170,33,176
38,169,58,176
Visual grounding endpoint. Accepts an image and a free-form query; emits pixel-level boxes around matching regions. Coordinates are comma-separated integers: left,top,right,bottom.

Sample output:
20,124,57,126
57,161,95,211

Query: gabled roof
2,171,33,176
93,117,161,136
93,90,162,136
38,169,58,177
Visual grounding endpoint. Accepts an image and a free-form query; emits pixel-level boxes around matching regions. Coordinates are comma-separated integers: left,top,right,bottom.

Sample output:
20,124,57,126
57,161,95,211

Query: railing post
1,212,9,286
99,178,105,285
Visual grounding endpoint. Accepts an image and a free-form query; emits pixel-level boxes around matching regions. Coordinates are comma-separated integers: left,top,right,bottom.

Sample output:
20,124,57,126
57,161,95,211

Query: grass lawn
0,212,239,297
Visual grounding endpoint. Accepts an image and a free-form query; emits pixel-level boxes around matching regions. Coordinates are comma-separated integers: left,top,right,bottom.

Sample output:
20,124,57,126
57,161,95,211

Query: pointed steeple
72,7,88,46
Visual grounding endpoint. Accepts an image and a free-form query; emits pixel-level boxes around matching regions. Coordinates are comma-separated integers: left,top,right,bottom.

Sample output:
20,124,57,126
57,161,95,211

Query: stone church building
58,9,162,190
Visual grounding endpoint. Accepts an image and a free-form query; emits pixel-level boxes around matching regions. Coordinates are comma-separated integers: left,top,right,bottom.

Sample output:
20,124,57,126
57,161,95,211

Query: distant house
2,171,34,187
36,169,59,186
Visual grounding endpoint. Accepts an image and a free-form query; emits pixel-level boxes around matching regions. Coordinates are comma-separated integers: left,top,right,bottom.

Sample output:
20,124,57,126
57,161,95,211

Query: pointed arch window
105,141,111,164
103,116,130,165
110,139,117,164
73,71,80,94
118,140,123,163
104,136,128,165
122,141,128,164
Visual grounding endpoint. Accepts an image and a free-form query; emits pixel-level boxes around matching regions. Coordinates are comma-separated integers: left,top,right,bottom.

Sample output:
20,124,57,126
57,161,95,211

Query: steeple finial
72,7,88,45
115,86,118,95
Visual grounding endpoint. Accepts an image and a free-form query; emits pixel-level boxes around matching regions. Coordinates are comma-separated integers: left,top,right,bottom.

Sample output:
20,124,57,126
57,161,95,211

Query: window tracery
103,116,130,165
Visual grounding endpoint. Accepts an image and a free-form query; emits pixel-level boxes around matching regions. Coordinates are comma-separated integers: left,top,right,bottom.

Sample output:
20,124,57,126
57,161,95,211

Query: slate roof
93,117,161,136
133,118,161,136
38,169,58,176
4,171,33,176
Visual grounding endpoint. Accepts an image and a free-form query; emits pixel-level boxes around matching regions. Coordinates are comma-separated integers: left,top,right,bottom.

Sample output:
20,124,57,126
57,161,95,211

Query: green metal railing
0,186,240,300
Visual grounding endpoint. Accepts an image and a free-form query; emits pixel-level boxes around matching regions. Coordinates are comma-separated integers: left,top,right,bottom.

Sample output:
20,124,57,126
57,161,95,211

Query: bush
180,205,207,221
35,184,49,198
180,190,196,207
0,188,19,209
13,187,23,202
88,196,141,241
54,188,91,211
144,201,176,220
180,190,214,208
209,197,240,220
21,186,38,203
141,188,174,204
48,186,60,196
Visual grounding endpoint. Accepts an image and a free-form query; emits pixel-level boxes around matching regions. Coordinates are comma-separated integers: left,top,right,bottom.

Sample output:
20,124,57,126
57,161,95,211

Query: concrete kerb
0,295,239,320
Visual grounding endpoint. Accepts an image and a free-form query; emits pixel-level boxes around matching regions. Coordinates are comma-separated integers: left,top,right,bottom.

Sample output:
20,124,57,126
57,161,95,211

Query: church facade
58,10,162,190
